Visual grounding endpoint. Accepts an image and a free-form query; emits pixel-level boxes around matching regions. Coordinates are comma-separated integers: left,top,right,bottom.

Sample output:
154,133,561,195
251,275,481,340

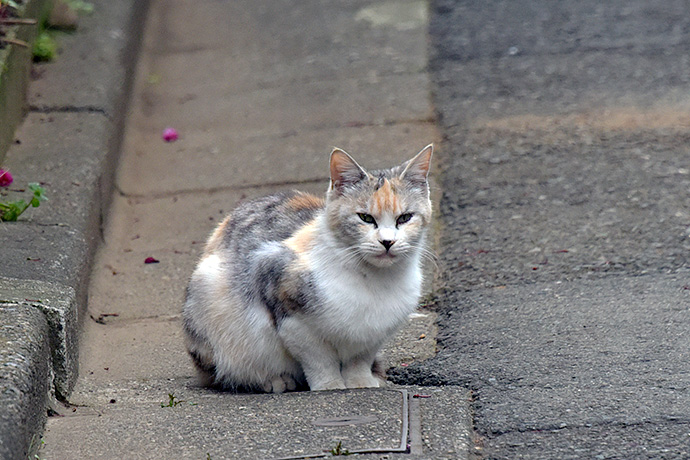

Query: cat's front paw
344,373,382,389
309,378,347,391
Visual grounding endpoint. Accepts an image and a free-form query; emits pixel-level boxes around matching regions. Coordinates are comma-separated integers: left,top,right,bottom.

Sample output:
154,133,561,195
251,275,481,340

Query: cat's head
325,145,433,268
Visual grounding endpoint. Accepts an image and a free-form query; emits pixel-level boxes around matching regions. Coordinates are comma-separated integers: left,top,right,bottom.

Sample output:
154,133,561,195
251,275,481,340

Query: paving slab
142,0,428,92
115,0,436,198
76,316,191,385
106,185,327,254
42,383,469,460
117,122,436,197
128,72,433,137
87,247,197,321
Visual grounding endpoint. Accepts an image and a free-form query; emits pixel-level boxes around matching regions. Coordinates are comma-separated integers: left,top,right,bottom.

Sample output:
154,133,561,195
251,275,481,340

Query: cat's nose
380,239,395,251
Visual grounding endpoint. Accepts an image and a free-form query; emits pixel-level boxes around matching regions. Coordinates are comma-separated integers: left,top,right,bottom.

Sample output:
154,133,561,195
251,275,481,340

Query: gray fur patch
212,192,325,326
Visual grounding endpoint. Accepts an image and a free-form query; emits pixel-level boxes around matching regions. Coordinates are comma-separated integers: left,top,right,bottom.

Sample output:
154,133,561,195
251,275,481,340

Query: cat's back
204,190,324,258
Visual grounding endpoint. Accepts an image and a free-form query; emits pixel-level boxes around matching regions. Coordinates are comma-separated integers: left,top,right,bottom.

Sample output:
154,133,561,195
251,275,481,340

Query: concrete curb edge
0,0,150,456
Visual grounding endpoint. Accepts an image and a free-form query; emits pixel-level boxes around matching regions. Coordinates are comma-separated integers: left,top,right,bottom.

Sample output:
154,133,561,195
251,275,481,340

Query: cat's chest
323,269,417,303
313,262,421,333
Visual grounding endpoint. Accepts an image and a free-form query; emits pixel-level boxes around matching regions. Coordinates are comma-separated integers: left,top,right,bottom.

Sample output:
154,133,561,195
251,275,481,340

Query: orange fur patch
283,219,319,254
203,216,231,256
371,178,401,215
285,193,324,212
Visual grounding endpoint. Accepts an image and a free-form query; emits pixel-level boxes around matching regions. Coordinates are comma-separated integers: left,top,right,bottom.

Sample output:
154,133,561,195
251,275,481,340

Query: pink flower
162,127,179,142
0,169,13,187
144,256,160,264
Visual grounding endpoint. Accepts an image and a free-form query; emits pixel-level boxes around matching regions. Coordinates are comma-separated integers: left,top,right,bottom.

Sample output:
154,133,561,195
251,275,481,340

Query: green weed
0,183,47,221
329,441,351,456
160,393,197,408
32,31,56,61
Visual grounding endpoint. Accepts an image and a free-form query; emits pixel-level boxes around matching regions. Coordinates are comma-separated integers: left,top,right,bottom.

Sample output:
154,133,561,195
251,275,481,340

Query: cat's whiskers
401,242,438,269
339,245,368,269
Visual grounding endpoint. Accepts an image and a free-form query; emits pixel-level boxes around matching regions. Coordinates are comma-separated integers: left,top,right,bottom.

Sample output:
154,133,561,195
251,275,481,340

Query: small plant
161,393,182,407
27,434,45,460
0,182,46,221
329,441,351,456
32,30,56,61
160,392,197,408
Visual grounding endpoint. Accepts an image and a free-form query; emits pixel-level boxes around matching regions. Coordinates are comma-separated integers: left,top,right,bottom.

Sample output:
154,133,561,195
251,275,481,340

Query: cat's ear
330,148,368,194
399,144,433,185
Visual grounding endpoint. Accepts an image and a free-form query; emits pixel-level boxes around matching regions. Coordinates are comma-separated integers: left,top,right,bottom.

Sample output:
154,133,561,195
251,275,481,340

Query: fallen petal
144,257,160,264
0,169,13,187
162,127,179,142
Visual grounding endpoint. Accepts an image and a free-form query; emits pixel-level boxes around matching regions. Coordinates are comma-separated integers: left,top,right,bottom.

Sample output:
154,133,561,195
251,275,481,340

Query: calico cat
182,144,433,392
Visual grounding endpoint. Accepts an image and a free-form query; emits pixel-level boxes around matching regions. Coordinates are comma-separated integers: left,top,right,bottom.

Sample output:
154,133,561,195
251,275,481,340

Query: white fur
186,254,301,391
314,216,422,351
277,214,423,390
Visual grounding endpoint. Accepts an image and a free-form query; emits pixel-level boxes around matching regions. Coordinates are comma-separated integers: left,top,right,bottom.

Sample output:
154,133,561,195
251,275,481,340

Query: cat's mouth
371,252,398,266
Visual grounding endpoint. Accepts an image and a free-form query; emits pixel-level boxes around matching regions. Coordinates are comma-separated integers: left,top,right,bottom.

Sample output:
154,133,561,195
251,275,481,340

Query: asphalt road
391,1,690,458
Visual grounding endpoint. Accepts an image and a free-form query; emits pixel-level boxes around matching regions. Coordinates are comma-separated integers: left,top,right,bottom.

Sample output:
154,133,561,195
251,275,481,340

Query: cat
182,144,433,392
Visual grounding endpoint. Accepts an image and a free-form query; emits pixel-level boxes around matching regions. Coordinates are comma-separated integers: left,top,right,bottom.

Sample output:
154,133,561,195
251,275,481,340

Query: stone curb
0,300,51,460
0,0,52,165
0,277,77,400
0,0,150,456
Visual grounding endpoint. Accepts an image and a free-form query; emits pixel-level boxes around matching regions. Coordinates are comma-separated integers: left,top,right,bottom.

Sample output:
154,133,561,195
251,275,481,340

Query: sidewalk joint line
115,177,331,200
28,104,109,116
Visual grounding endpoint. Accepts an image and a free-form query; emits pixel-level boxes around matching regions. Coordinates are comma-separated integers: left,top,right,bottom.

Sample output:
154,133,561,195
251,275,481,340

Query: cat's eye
396,213,414,226
357,213,377,225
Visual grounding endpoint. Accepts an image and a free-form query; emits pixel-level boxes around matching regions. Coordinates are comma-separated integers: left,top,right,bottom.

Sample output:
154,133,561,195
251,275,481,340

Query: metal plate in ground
42,382,410,460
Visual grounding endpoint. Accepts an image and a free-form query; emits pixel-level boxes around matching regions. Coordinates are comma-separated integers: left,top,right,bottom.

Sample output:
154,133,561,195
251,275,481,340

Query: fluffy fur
182,145,433,392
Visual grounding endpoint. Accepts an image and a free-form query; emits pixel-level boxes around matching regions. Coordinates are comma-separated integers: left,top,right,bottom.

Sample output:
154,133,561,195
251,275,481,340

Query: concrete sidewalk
34,0,470,458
